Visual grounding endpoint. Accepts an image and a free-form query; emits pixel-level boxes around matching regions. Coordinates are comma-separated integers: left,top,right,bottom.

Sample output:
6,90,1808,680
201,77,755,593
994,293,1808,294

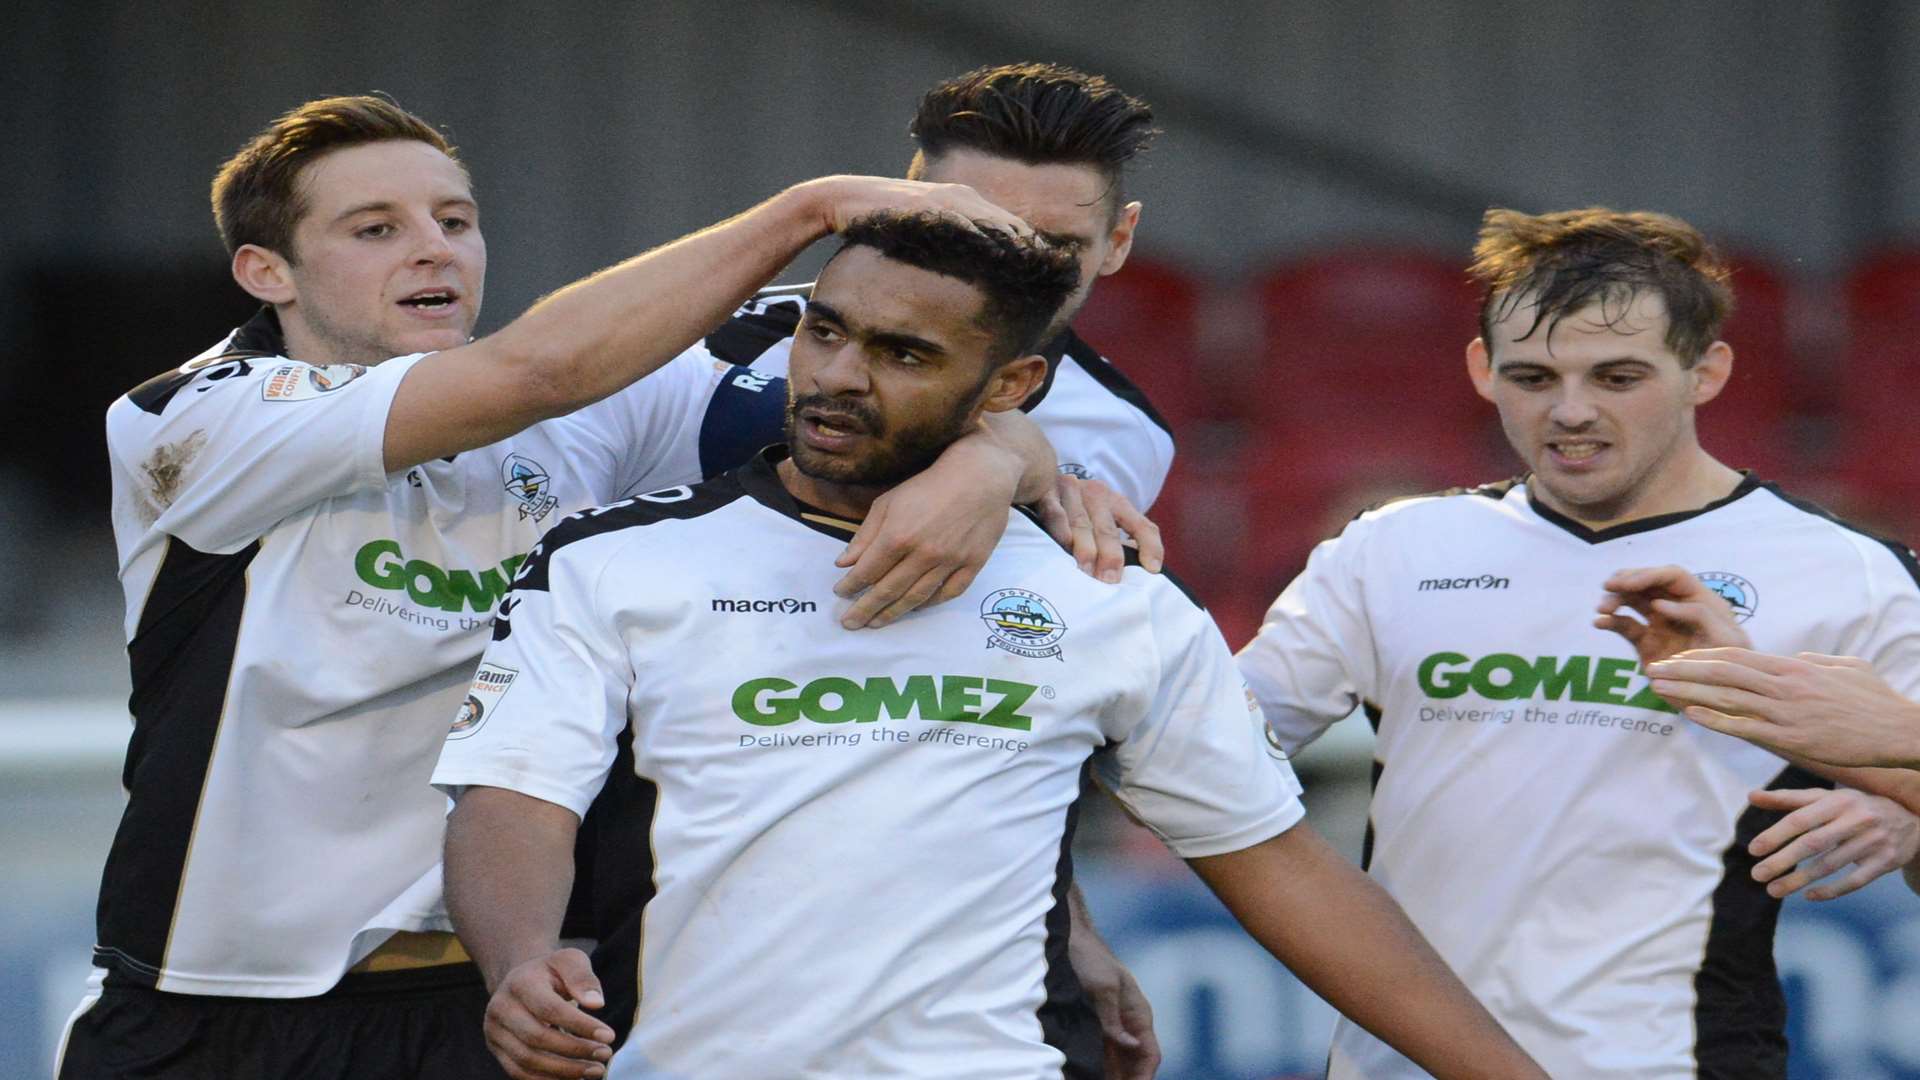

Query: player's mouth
396,287,463,319
797,407,873,453
1544,437,1610,471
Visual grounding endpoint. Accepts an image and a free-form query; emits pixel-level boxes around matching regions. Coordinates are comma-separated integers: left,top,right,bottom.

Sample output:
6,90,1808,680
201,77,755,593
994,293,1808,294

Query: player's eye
1597,371,1645,389
1504,371,1550,389
804,321,844,344
885,345,923,366
356,222,394,239
440,215,470,232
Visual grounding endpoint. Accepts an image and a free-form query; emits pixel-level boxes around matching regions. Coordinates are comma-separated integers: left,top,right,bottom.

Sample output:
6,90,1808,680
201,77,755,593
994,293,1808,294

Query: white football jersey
432,448,1301,1079
1237,476,1920,1080
96,309,732,996
706,284,1177,511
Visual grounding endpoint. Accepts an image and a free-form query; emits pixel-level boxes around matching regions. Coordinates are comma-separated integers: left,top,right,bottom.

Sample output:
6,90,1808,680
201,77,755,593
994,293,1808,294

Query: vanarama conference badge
449,663,517,740
980,588,1068,661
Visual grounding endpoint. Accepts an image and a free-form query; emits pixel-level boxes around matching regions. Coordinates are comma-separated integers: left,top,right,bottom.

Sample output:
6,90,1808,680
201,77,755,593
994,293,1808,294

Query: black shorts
57,963,505,1080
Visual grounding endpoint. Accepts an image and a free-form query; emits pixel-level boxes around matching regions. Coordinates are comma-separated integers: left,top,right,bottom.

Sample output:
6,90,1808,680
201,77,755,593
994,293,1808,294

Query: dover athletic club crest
501,453,559,523
980,588,1068,661
1696,571,1759,623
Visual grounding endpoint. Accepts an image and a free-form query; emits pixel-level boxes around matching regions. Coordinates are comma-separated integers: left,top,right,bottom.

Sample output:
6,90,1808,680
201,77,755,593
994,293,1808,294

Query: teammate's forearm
1190,825,1546,1080
978,408,1059,505
445,786,582,990
1065,883,1111,967
1804,760,1920,817
486,182,837,414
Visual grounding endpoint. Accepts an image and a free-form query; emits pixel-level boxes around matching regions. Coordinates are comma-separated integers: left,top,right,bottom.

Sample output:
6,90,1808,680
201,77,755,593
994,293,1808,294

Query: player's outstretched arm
1647,648,1920,771
446,786,614,1080
1065,884,1161,1080
384,176,1031,473
1740,787,1920,901
1189,825,1547,1080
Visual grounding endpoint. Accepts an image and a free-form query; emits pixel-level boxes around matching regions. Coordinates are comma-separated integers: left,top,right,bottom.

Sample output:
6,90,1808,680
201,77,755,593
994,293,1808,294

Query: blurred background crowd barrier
5,2,1920,1077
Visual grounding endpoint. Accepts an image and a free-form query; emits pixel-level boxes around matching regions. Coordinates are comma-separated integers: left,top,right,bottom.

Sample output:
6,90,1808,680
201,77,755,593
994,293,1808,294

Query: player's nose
1547,388,1600,428
411,216,458,266
813,345,870,396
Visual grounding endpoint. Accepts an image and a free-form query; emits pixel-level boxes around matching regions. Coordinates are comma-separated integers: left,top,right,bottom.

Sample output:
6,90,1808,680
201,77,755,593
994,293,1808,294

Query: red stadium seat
1838,247,1920,410
1071,256,1209,433
1698,254,1805,477
1251,248,1486,429
1233,414,1510,597
1829,248,1920,511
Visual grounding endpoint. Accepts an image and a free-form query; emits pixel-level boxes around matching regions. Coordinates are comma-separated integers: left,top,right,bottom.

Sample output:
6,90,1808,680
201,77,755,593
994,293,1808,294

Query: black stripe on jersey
1035,329,1176,439
497,475,752,612
1359,477,1520,520
1692,762,1828,1078
1359,703,1384,872
704,291,805,367
1527,472,1766,545
127,308,288,416
1760,480,1920,591
585,734,660,1052
95,536,260,984
697,365,787,478
1039,762,1104,1078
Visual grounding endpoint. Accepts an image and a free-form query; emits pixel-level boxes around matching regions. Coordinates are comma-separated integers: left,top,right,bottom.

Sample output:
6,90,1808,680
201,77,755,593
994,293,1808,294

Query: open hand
1035,474,1164,584
1648,648,1920,769
1746,787,1920,900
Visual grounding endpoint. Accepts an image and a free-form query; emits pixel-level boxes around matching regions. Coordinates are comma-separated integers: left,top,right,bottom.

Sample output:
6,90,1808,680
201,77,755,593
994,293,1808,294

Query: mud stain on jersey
137,429,208,523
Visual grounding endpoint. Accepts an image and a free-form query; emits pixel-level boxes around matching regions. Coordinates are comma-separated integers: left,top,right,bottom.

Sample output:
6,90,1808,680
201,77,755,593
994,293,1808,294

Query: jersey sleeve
1093,578,1306,859
557,346,732,500
107,352,423,553
1844,536,1920,699
1074,409,1173,513
430,522,634,818
1235,520,1381,755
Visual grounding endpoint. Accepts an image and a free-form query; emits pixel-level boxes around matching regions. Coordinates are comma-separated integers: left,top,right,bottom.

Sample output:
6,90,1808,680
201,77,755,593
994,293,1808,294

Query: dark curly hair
908,62,1158,216
1470,207,1734,366
833,210,1082,363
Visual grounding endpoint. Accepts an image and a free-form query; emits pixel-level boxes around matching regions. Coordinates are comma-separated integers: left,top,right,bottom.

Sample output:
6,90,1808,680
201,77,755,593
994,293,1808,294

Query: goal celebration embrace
19,21,1920,1080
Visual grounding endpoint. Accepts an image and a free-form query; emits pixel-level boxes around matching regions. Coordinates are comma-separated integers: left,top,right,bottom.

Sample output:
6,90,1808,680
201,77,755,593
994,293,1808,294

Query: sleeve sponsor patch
262,362,368,401
449,662,518,740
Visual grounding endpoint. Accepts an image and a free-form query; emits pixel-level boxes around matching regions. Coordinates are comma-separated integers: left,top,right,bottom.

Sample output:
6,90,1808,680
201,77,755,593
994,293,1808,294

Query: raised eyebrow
867,330,948,358
1493,360,1553,375
803,300,847,327
332,200,397,225
333,197,477,225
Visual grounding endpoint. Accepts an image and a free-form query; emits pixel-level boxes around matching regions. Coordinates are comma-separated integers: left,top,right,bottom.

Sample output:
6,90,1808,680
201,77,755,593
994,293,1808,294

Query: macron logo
1418,574,1511,592
713,597,818,614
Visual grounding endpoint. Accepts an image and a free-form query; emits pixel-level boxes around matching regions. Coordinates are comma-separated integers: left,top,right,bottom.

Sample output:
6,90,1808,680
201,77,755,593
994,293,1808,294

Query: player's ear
980,355,1048,413
1097,201,1142,277
1466,337,1497,403
233,244,296,305
1689,341,1733,407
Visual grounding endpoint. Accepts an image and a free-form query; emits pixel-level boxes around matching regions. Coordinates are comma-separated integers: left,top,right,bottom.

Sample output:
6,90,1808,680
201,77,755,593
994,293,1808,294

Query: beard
785,390,978,489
